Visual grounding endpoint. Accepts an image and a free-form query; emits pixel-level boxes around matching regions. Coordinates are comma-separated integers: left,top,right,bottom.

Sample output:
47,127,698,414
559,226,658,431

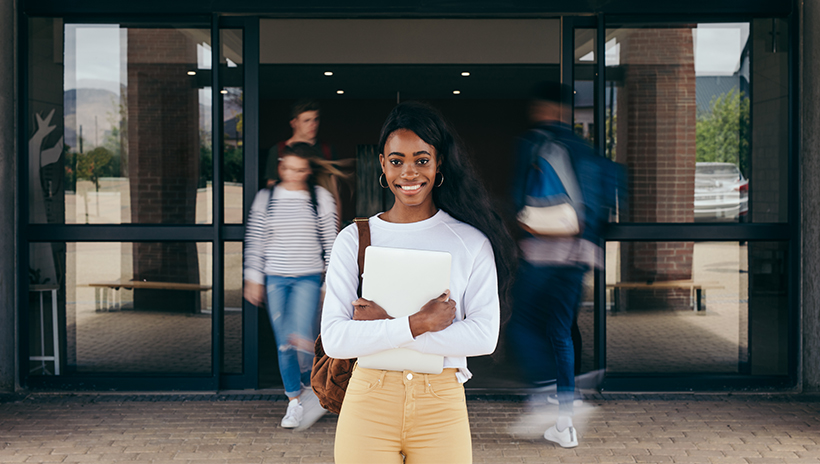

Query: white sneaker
544,425,578,448
294,389,327,431
546,393,583,407
281,400,303,428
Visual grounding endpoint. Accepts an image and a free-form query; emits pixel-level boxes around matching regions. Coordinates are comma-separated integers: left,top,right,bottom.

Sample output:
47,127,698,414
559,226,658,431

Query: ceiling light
461,72,470,77
220,89,228,94
453,90,461,95
324,71,333,76
187,71,196,76
336,90,344,94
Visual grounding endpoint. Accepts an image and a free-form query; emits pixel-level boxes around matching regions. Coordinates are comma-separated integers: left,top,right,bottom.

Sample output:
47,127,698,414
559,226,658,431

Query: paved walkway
1,393,820,463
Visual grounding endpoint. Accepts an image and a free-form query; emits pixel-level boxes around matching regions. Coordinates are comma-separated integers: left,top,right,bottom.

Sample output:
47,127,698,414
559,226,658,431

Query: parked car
694,162,749,222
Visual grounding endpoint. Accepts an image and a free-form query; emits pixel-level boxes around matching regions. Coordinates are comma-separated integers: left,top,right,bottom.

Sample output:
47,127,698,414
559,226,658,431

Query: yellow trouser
334,365,472,464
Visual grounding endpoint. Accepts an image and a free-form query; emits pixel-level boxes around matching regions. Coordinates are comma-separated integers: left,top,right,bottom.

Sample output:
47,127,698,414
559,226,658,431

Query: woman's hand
352,298,393,321
244,280,265,306
409,290,457,338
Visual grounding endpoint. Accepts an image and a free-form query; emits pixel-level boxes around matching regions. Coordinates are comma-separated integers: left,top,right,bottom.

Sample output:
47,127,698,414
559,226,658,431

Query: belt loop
378,369,386,386
423,373,430,393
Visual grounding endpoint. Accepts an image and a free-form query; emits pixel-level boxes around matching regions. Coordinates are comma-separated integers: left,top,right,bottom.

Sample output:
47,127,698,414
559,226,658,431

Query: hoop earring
379,173,388,189
436,172,445,188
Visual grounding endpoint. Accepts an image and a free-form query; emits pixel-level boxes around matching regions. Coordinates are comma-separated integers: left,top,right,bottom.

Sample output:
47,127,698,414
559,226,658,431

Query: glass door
24,17,225,390
600,20,793,389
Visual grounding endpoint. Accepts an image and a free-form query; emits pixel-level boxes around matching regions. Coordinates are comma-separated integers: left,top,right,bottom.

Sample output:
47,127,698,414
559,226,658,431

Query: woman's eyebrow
387,151,431,157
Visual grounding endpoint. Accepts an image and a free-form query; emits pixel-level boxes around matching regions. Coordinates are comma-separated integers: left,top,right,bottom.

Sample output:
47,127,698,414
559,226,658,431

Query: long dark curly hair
377,101,517,320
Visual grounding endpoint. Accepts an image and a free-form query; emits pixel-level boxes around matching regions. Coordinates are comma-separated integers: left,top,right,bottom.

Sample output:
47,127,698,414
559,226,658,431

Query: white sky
73,25,121,92
605,23,749,76
694,23,750,76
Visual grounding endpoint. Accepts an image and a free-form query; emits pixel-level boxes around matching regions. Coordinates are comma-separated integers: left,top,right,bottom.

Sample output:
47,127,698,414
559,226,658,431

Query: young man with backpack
508,82,624,448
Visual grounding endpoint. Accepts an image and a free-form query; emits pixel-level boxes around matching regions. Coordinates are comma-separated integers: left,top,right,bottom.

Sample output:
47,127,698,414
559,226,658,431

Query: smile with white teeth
399,184,423,191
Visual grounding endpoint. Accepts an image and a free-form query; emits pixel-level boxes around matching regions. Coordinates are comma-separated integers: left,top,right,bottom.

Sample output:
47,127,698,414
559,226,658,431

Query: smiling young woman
378,128,440,223
320,102,517,464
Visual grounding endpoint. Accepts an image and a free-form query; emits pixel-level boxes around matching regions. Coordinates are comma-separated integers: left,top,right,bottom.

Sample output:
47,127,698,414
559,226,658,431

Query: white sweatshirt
320,210,500,383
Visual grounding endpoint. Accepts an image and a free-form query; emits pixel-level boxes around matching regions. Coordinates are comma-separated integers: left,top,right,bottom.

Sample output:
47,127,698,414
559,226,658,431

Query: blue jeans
509,260,587,413
265,274,322,398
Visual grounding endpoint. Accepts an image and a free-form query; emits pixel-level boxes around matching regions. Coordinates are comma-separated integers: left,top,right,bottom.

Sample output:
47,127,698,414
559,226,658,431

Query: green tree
696,87,750,174
76,146,114,192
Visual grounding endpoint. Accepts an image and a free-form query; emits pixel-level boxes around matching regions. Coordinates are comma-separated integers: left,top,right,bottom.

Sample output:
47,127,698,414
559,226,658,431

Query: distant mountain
64,87,231,150
63,88,120,151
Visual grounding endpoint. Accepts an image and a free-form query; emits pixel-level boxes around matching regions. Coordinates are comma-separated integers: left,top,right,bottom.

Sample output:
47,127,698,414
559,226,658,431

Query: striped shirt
244,185,338,283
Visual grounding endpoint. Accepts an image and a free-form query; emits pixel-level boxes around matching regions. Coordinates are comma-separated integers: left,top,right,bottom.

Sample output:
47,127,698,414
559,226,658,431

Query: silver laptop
356,246,451,374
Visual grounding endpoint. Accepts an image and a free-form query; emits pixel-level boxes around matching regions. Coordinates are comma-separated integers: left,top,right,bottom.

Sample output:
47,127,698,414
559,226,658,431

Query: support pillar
802,0,820,391
0,0,18,392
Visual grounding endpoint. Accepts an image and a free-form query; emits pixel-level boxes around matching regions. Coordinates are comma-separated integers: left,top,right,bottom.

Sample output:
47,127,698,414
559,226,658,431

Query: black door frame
587,13,799,391
18,0,799,391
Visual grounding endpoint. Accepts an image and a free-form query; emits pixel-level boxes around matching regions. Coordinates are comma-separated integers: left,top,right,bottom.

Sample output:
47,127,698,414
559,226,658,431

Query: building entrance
255,18,563,389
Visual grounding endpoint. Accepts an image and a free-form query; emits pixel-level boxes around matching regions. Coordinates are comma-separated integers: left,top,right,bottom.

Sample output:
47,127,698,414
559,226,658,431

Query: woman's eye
390,159,401,166
418,159,429,165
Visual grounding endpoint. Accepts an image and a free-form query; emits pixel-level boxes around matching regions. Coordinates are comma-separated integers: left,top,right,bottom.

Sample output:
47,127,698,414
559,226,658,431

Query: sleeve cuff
244,269,265,285
386,315,415,348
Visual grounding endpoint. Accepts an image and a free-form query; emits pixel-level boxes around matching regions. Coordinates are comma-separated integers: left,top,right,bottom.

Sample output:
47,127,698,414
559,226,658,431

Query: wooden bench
606,280,724,312
89,280,212,312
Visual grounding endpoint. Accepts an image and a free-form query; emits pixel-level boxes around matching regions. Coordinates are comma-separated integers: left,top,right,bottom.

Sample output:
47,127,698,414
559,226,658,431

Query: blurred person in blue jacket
508,82,624,448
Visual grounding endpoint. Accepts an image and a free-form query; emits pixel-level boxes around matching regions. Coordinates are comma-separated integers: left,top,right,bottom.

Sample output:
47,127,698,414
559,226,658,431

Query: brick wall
126,29,203,300
615,28,697,309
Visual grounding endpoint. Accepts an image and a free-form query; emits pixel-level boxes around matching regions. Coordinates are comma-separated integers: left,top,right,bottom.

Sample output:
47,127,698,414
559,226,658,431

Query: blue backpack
517,129,584,236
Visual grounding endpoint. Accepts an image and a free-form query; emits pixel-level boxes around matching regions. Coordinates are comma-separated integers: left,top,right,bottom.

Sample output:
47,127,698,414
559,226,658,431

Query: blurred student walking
244,143,339,430
508,82,624,448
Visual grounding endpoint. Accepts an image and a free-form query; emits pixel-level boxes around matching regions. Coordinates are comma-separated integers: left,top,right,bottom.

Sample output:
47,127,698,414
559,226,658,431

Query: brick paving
1,393,819,463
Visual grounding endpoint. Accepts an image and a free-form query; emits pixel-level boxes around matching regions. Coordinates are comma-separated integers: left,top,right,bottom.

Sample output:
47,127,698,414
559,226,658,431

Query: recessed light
461,72,470,77
453,90,461,95
336,90,344,94
187,71,196,76
324,71,333,76
220,89,228,94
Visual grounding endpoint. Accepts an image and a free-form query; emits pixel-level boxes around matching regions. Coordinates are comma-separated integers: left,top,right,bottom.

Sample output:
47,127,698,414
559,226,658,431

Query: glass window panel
224,242,243,374
221,29,244,224
577,270,596,373
574,28,597,146
605,22,788,223
605,241,788,375
28,21,213,224
29,241,213,375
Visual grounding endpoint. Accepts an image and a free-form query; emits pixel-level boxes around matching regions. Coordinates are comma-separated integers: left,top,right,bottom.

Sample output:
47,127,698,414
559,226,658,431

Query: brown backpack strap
353,218,371,297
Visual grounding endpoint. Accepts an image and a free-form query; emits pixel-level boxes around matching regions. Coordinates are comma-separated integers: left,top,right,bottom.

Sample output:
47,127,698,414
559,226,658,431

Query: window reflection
604,23,788,223
30,23,213,224
606,241,788,375
29,242,213,375
221,29,244,224
224,242,243,374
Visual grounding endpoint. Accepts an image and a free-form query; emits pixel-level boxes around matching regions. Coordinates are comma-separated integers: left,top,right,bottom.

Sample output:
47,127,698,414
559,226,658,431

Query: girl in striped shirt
244,143,339,429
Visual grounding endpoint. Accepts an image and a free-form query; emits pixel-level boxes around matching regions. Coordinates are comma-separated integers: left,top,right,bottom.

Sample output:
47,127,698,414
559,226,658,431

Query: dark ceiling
259,64,560,101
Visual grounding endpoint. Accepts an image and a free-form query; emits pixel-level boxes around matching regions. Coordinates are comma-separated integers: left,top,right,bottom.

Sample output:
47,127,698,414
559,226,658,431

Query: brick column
126,29,203,310
616,28,697,310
